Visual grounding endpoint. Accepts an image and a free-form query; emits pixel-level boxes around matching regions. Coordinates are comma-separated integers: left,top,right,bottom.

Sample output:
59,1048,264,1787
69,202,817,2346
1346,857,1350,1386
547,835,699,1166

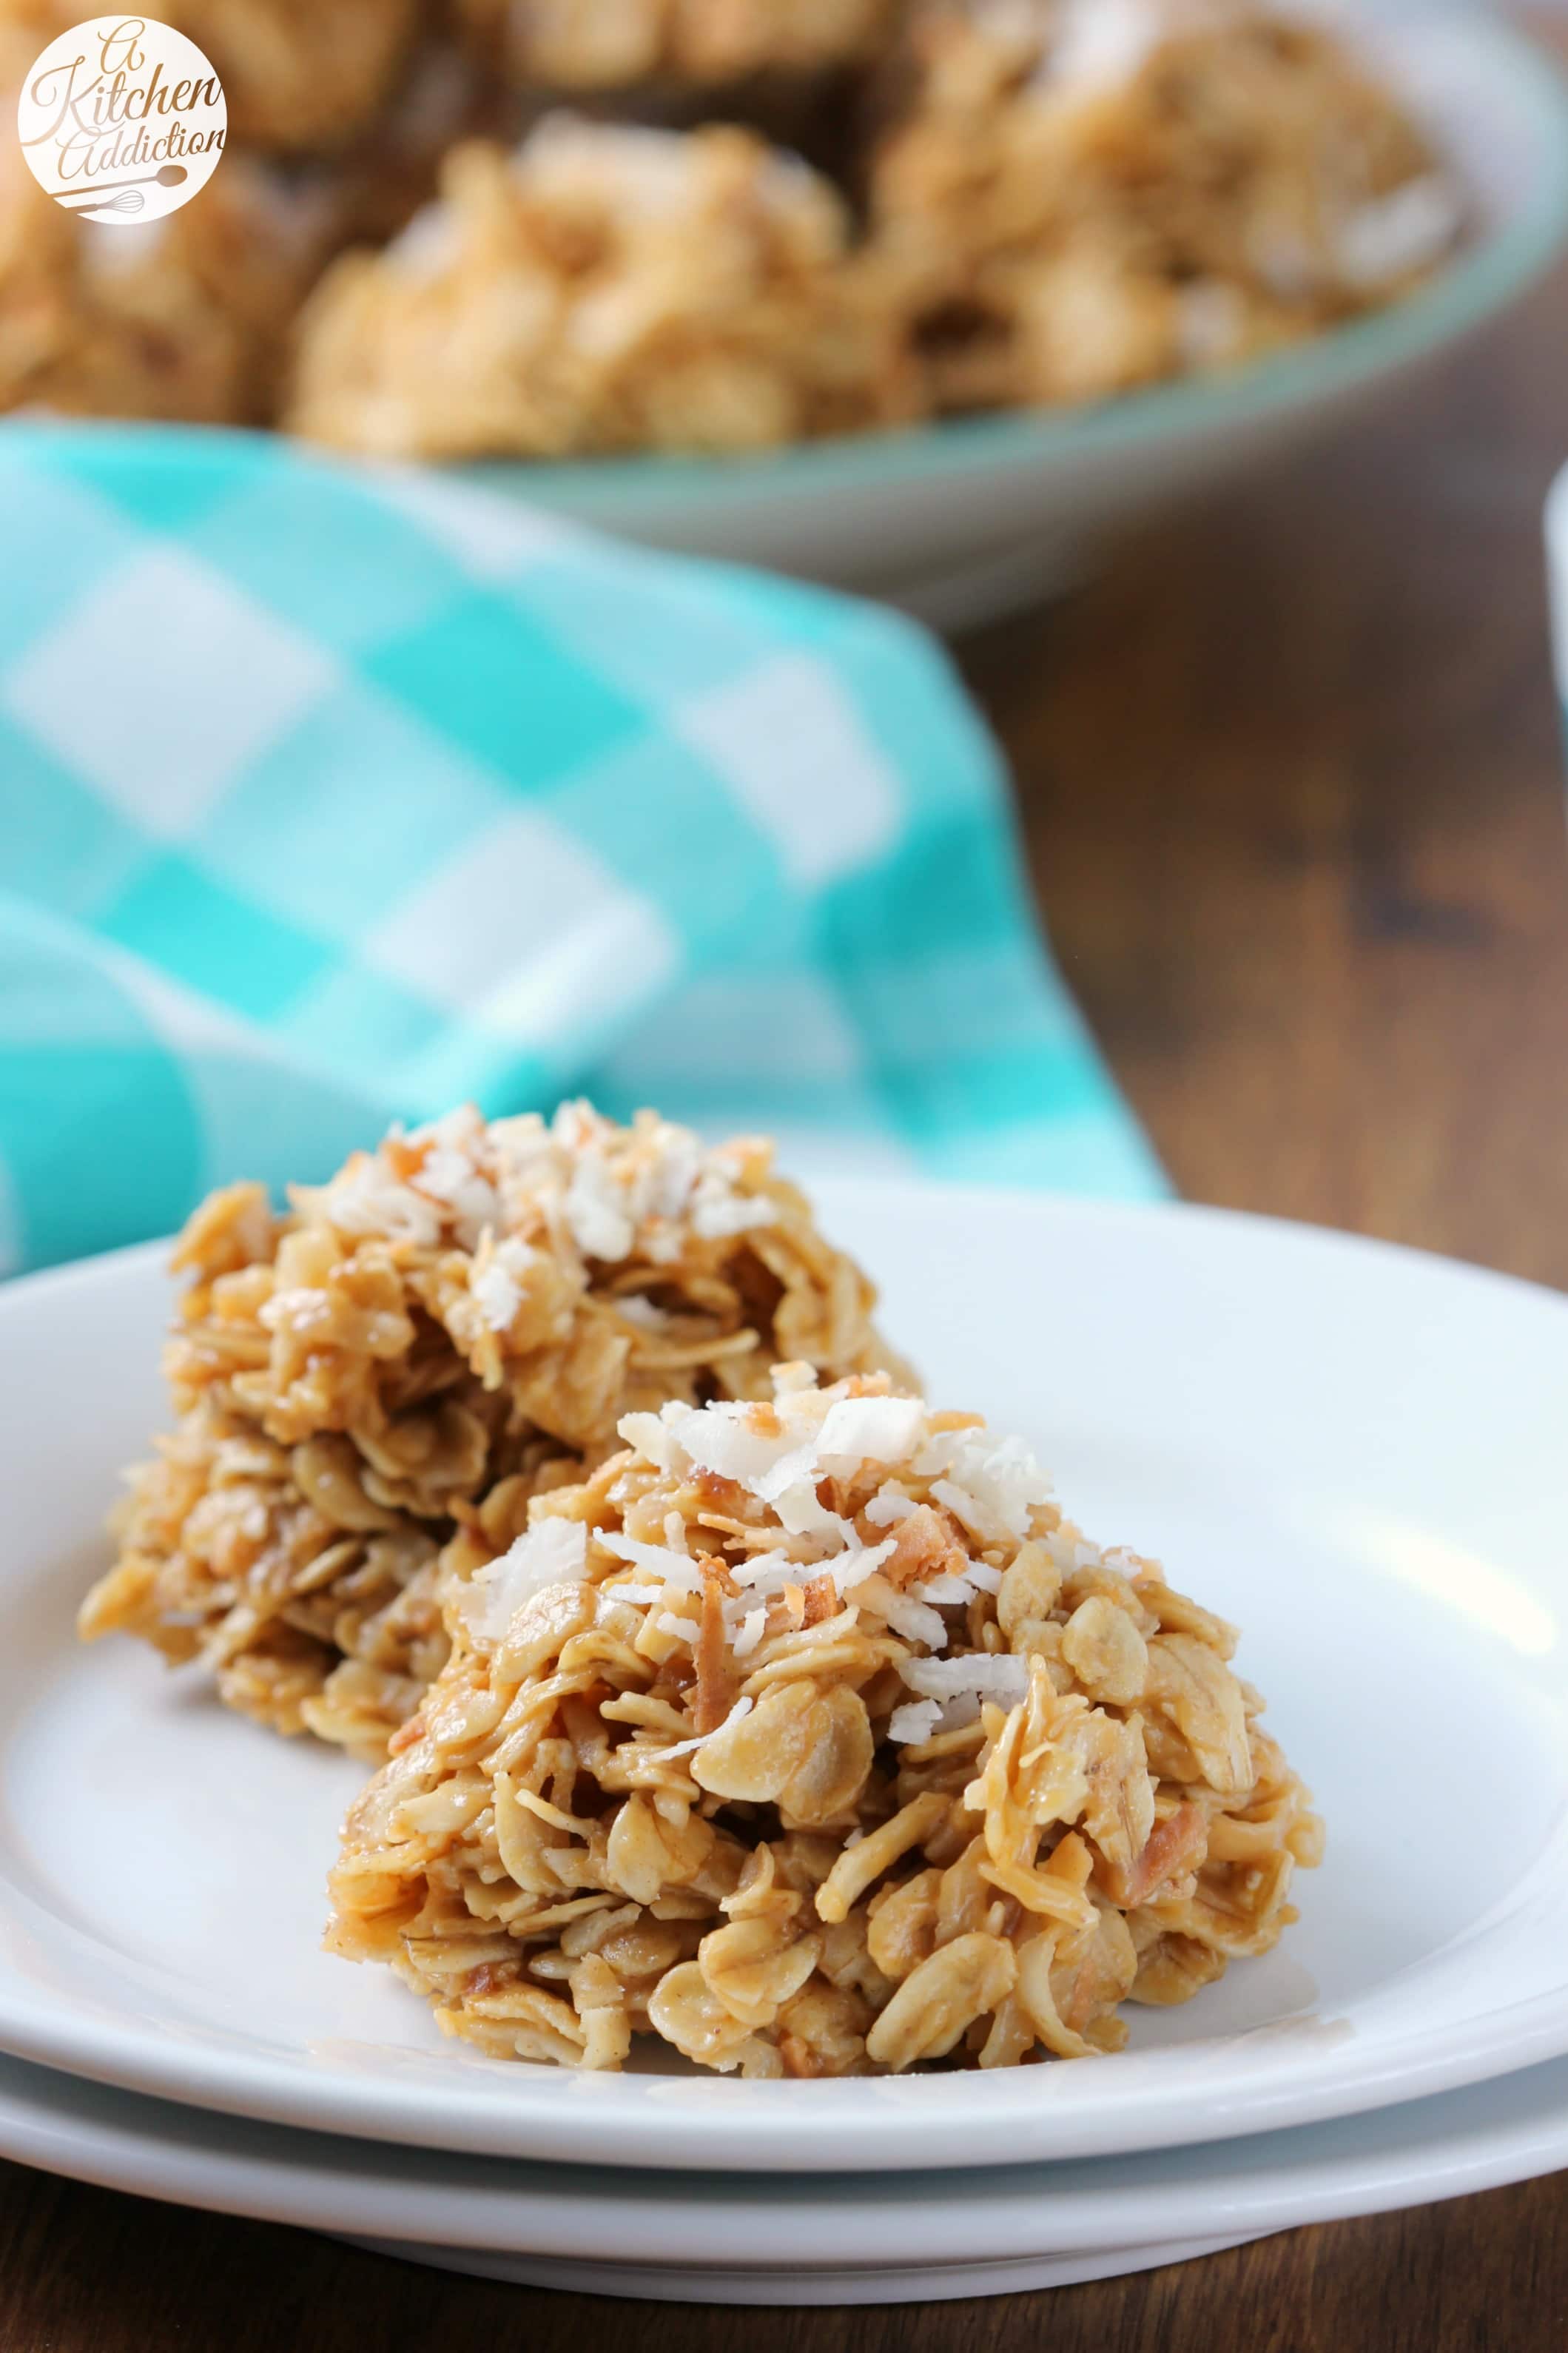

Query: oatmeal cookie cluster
868,0,1461,410
288,114,917,458
78,1105,901,1758
328,1367,1321,2074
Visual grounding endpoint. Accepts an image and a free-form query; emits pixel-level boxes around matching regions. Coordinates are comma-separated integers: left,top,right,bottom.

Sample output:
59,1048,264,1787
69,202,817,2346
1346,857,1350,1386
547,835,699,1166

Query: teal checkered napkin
0,421,1161,1275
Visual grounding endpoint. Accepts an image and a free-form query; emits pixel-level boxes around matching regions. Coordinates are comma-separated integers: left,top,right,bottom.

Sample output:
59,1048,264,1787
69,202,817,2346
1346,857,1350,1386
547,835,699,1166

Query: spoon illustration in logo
53,164,189,216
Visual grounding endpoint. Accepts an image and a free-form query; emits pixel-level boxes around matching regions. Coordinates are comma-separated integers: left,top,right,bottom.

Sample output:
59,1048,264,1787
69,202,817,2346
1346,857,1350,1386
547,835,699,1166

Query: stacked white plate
2,1184,1567,2304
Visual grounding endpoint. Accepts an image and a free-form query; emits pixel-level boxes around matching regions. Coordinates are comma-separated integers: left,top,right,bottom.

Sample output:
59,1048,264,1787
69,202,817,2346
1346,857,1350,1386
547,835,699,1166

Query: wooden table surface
7,128,1568,2353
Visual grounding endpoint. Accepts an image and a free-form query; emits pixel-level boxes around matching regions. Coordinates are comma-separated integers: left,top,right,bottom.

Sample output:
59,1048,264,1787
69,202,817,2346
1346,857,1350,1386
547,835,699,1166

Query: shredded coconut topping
317,1157,443,1246
864,1483,918,1526
919,1429,1054,1543
899,1653,1032,1706
889,1652,1032,1741
733,1607,767,1658
470,1262,521,1331
815,1395,926,1467
470,1235,536,1333
461,1519,588,1643
596,1373,1055,1663
650,1693,756,1761
886,1698,943,1745
306,1100,778,1276
496,1102,777,1265
599,1532,704,1593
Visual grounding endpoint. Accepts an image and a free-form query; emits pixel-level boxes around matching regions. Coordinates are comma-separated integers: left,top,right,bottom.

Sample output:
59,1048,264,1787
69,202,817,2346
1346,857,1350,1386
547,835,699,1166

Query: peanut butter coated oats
78,1107,902,1760
327,1367,1321,2074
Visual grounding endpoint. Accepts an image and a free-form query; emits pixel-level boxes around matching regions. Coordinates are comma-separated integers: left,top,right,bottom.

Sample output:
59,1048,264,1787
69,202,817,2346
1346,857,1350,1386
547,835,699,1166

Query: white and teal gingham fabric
0,421,1161,1275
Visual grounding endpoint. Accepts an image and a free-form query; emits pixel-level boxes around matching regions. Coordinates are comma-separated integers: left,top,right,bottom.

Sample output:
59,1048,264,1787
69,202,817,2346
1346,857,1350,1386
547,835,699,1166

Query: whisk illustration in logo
16,16,225,223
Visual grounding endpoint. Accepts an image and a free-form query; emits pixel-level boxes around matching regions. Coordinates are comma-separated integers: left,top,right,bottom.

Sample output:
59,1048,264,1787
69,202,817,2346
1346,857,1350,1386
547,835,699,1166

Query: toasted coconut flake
652,1693,756,1763
457,1520,588,1646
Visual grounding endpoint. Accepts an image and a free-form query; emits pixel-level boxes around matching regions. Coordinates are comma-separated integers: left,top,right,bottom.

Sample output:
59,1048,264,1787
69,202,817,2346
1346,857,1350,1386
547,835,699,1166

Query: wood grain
8,89,1568,2353
966,243,1568,1288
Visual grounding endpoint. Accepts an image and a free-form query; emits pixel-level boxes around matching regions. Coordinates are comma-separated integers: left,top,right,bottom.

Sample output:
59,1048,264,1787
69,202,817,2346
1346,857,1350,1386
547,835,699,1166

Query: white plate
463,4,1568,622
2,1186,1568,2173
0,2040,1567,2305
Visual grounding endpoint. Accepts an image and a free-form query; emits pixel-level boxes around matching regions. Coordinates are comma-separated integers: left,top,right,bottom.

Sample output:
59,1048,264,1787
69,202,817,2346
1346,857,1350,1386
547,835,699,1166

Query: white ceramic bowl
465,2,1568,625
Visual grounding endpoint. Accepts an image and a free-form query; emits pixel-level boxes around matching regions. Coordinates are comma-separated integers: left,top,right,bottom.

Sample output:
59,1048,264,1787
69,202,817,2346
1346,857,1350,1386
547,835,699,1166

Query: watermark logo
16,16,225,225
